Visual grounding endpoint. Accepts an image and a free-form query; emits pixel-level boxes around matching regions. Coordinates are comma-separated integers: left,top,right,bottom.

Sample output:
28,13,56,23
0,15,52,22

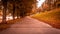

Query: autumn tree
2,0,8,23
19,0,37,17
3,0,37,19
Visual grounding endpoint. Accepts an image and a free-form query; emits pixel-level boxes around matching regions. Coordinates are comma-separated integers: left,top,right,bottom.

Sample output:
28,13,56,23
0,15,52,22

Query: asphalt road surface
0,16,60,34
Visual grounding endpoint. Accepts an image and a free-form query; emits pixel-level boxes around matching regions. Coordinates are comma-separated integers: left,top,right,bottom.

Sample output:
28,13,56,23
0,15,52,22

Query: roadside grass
0,18,21,31
32,8,60,29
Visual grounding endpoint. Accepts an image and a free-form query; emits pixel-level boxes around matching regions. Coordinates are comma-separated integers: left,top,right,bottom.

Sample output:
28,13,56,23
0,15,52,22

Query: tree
19,0,37,17
3,0,37,19
16,6,20,19
12,0,16,20
2,0,8,23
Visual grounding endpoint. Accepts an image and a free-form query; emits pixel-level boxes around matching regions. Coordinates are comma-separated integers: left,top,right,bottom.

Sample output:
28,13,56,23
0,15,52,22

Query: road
0,16,60,34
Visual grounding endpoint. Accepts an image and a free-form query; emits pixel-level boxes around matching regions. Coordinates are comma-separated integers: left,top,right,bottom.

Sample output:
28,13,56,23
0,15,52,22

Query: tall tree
2,0,8,23
19,0,37,18
13,0,15,20
16,6,20,19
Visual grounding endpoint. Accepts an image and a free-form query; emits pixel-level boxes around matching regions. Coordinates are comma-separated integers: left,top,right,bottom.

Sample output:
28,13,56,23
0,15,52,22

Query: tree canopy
7,0,37,17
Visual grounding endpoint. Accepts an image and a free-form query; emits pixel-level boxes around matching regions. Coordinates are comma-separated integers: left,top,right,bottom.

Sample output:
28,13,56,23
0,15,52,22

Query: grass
32,8,60,29
0,18,21,31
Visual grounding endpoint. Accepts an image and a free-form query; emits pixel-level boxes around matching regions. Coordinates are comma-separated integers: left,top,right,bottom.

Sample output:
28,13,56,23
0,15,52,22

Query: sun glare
37,0,45,8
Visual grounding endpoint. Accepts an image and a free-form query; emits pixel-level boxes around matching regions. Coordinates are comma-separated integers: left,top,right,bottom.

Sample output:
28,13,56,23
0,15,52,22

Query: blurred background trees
37,0,60,12
0,0,60,23
0,0,37,23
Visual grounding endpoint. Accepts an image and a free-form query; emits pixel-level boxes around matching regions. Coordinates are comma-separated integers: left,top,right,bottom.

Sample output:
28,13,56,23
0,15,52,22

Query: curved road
0,16,60,34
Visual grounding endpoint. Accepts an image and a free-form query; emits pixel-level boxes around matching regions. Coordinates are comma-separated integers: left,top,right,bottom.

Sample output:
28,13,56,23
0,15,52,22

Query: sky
37,0,45,8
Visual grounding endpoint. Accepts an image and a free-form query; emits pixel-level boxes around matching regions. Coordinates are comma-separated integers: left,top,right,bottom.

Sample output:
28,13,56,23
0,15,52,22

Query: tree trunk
17,11,19,19
2,0,7,23
13,1,15,20
2,6,7,23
